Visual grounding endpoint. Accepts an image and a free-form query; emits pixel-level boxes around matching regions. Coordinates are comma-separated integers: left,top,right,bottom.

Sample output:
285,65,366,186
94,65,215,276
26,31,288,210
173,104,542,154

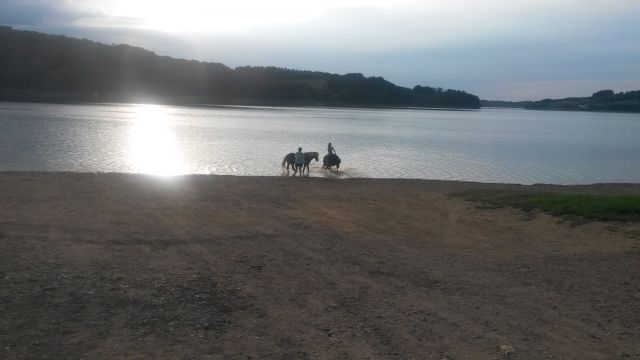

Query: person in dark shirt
327,142,336,155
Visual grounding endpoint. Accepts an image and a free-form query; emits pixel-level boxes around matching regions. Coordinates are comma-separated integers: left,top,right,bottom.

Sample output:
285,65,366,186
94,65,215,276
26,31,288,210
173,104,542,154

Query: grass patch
462,192,640,222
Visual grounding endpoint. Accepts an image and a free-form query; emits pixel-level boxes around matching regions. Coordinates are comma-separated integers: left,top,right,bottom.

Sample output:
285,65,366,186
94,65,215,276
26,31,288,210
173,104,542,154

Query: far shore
1,172,638,359
0,96,481,111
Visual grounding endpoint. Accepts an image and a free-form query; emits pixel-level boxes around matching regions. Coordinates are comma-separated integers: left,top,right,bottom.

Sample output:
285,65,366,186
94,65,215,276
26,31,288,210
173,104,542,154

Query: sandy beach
1,172,639,359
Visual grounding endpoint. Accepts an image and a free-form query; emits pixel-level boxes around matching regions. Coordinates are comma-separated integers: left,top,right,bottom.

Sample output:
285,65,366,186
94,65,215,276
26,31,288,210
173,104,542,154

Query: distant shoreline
3,97,638,114
0,95,480,112
481,105,640,114
1,171,640,187
481,90,640,113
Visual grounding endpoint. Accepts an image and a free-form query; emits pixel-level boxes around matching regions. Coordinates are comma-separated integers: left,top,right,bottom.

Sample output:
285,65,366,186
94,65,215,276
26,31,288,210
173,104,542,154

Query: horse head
313,152,319,162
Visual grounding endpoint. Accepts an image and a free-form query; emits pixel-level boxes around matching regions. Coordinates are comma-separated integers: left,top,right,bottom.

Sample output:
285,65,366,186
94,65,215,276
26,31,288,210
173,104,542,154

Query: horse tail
282,155,286,169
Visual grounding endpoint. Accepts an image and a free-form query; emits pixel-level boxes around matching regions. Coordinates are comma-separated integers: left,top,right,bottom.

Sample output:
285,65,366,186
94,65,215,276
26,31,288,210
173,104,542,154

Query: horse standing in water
281,152,319,176
323,153,341,170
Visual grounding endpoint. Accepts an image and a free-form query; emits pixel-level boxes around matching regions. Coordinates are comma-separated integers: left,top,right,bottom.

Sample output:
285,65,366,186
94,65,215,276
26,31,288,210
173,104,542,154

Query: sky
2,0,639,100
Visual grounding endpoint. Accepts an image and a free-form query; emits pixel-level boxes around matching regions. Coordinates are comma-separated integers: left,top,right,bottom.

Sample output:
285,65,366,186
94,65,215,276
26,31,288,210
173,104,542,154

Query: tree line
525,90,640,112
0,26,480,109
481,90,640,113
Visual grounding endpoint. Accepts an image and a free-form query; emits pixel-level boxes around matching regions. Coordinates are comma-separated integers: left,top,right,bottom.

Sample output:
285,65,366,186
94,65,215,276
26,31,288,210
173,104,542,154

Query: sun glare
105,0,413,32
127,105,186,176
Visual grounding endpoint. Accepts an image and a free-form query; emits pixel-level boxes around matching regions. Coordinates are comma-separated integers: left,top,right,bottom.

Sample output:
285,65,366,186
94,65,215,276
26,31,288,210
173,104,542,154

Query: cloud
0,0,105,28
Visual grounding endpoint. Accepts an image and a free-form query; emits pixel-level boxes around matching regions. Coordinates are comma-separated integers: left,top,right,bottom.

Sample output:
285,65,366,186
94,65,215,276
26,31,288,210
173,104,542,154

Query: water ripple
1,102,640,184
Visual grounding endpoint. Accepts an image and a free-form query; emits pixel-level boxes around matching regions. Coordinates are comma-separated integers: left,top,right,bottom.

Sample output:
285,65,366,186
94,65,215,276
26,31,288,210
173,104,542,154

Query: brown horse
282,152,319,176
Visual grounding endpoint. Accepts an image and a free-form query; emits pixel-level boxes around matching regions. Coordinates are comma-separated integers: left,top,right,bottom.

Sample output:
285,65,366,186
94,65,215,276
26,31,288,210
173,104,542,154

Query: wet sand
1,172,639,359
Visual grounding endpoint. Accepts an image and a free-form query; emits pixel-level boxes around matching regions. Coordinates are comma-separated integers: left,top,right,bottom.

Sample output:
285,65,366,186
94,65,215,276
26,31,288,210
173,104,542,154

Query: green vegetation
525,90,640,112
481,90,640,112
480,99,533,108
463,192,640,221
0,26,480,109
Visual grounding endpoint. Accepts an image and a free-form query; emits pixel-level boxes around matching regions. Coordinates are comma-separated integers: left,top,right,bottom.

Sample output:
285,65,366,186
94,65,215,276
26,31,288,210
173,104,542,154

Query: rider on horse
327,143,336,156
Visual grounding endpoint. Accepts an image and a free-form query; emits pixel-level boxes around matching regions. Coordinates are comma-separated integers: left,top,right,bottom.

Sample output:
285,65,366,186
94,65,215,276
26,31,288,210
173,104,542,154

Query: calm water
1,101,639,184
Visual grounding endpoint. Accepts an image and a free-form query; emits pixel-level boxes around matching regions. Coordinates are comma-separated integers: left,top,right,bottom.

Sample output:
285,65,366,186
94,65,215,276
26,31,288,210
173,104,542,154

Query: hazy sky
2,0,639,100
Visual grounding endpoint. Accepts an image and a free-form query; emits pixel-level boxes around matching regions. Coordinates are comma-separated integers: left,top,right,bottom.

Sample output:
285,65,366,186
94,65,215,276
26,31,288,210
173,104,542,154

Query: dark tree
0,26,481,109
592,90,615,97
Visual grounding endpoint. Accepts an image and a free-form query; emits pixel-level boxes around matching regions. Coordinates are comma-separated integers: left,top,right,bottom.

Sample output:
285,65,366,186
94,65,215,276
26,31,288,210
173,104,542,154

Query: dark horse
323,153,341,170
282,152,320,176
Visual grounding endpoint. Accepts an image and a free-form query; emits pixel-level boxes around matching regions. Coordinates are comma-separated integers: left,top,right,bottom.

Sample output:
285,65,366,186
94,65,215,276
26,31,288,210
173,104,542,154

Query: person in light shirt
294,147,305,177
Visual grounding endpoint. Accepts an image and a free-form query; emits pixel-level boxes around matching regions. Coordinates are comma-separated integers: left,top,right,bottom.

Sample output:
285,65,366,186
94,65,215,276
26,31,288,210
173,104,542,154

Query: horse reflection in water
281,152,319,176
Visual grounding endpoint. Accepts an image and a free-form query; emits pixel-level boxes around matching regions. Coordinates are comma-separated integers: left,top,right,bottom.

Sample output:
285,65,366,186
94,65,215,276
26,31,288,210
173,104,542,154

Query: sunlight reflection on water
1,102,640,184
127,105,186,176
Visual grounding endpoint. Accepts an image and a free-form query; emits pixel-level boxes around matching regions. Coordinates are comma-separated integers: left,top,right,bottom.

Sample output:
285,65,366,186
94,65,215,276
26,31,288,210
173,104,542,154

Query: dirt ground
0,172,639,359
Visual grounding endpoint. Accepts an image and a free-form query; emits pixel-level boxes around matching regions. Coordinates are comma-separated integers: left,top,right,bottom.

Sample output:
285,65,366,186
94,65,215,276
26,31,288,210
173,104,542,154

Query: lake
0,101,639,184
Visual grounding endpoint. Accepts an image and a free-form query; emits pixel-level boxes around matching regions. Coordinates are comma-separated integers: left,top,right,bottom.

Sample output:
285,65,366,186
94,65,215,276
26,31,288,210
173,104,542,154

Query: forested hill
524,90,640,112
0,26,480,108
